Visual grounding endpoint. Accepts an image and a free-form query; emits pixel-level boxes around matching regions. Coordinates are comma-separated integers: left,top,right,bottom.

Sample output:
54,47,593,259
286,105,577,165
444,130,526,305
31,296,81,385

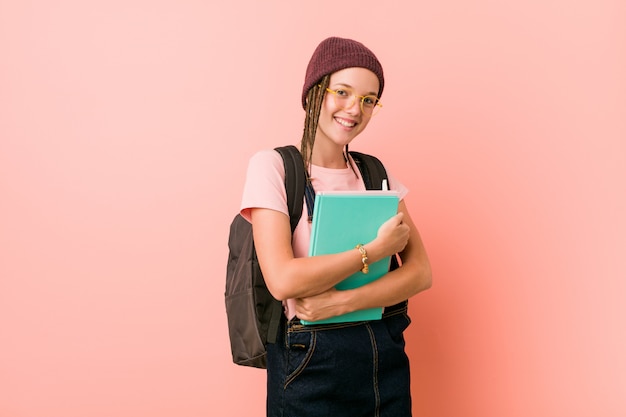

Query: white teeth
336,118,356,127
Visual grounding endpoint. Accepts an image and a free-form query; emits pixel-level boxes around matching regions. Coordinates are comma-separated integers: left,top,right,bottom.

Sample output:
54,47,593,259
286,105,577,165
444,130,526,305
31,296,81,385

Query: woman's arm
293,200,432,322
251,206,410,301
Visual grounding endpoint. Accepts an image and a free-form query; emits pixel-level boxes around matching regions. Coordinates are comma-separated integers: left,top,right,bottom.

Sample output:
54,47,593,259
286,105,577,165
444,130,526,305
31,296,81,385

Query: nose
344,95,362,116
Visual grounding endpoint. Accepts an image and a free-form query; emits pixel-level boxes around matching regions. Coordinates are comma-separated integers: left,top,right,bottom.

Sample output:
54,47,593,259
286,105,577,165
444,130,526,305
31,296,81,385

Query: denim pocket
284,329,316,387
383,311,411,344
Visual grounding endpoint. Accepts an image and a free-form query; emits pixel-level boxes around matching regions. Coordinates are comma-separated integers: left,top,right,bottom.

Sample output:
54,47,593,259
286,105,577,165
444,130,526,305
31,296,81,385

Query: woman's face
315,67,380,150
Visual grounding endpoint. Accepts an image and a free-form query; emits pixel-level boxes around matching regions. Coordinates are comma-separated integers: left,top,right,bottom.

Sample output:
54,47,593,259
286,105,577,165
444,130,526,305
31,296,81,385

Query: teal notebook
301,190,400,325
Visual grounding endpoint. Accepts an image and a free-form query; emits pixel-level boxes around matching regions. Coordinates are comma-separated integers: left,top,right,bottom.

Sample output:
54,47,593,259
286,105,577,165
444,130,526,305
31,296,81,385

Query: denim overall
266,302,412,417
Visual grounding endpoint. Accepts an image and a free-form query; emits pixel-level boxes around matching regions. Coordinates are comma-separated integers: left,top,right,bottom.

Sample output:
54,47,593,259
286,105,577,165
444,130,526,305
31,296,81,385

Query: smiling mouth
335,117,356,128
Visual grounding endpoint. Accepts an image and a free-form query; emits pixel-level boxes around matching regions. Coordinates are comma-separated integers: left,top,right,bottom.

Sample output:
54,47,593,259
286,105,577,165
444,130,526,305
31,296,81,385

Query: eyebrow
332,83,378,97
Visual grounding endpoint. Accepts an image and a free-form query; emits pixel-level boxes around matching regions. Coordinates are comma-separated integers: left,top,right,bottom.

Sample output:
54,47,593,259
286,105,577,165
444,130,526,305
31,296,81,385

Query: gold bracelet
355,244,369,274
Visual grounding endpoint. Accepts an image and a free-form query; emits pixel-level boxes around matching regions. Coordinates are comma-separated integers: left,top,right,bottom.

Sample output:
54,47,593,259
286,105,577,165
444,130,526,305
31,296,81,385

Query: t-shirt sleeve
387,171,409,201
240,149,288,222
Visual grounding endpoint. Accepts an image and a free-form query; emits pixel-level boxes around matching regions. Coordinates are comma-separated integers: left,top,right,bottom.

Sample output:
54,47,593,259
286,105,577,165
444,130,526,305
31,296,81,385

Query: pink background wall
1,1,624,416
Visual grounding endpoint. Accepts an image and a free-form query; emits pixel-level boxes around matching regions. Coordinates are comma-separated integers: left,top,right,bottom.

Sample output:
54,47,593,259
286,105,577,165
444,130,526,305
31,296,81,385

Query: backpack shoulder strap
350,151,404,274
264,146,305,345
275,145,306,232
349,151,388,190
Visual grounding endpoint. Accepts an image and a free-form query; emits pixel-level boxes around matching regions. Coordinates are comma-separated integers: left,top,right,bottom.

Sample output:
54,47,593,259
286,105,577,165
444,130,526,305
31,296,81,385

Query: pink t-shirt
240,148,408,319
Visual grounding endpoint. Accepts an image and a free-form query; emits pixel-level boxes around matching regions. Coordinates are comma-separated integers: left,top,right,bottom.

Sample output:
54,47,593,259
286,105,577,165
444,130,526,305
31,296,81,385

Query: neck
311,145,347,169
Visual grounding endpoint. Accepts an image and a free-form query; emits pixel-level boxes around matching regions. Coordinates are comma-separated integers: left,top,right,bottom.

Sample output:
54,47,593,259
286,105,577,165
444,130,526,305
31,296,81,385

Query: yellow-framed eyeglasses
325,88,382,117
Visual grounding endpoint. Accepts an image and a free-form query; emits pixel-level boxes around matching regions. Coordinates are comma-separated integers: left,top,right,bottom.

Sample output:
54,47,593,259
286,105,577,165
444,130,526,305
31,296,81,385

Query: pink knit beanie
302,37,384,109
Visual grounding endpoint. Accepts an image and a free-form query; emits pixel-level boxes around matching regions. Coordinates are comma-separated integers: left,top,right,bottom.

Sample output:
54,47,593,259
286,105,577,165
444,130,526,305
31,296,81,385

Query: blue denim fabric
266,306,412,417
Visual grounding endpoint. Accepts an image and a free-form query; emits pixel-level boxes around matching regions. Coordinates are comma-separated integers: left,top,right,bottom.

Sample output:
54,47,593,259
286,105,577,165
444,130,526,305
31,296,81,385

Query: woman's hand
371,212,410,258
294,288,348,322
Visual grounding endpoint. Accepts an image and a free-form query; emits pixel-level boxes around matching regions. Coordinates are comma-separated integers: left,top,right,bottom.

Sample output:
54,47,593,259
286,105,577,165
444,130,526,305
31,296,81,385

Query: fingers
391,213,408,233
392,213,410,251
374,212,410,256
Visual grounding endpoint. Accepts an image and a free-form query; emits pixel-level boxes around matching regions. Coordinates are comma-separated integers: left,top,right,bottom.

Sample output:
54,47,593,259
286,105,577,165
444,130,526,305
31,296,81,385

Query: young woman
239,37,432,417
